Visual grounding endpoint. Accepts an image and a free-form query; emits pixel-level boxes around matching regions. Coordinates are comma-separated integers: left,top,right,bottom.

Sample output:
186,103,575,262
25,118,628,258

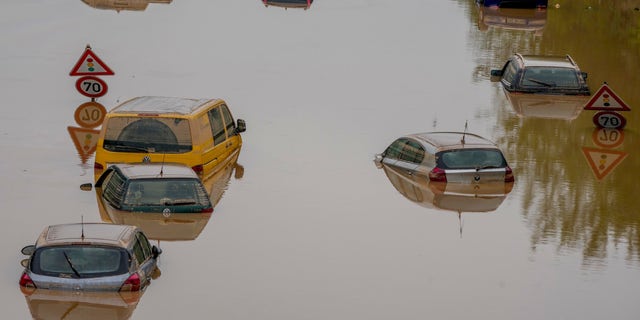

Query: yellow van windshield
103,117,193,153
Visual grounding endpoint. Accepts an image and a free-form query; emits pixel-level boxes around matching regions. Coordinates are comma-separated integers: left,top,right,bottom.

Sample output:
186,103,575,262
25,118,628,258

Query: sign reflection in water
378,163,513,237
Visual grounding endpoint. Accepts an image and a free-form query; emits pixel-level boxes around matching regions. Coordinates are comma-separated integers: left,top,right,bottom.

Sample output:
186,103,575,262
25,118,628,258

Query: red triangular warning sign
583,84,631,111
581,146,628,180
69,46,115,76
68,126,101,164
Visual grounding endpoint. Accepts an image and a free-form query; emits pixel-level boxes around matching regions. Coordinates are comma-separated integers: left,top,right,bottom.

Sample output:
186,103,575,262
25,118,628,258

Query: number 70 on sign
75,75,108,98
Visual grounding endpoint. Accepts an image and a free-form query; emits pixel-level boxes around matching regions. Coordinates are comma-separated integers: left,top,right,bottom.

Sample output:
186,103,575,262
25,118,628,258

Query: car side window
132,240,145,266
399,140,425,164
220,104,237,137
502,61,517,84
136,232,152,260
103,170,126,207
208,107,226,146
384,139,407,160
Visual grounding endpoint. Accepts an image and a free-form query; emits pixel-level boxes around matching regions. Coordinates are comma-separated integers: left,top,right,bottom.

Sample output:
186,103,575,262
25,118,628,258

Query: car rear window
32,246,129,278
437,149,506,170
521,67,579,88
123,178,212,207
103,117,193,153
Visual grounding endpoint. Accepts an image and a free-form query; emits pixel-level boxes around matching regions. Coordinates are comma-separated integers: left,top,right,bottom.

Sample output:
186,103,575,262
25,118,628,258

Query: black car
490,53,590,96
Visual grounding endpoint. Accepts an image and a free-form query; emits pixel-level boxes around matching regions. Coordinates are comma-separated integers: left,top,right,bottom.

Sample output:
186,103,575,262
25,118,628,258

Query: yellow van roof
111,96,219,115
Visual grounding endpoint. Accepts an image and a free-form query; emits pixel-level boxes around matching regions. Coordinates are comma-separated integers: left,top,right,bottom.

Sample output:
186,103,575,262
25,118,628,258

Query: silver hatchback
375,131,514,183
19,223,161,292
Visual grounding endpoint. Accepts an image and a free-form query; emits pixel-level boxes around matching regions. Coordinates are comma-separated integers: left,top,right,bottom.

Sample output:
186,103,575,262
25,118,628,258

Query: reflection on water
21,288,142,320
94,151,243,241
466,0,640,267
262,0,313,10
81,0,172,12
378,163,512,236
477,6,547,36
504,91,588,120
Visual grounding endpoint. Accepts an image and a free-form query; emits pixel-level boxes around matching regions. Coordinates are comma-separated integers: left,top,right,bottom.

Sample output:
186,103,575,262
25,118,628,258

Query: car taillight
19,272,36,289
94,162,104,175
428,167,447,182
120,273,141,292
504,166,515,182
191,164,204,176
201,207,214,214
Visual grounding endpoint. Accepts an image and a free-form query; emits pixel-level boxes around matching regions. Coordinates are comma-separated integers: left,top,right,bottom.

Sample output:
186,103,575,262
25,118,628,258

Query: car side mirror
236,119,246,133
21,245,35,256
490,69,503,77
80,183,93,191
373,154,383,168
581,72,588,80
152,246,162,259
21,259,30,268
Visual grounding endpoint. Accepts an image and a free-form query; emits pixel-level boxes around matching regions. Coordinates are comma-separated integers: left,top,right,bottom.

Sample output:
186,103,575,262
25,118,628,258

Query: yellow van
94,96,246,181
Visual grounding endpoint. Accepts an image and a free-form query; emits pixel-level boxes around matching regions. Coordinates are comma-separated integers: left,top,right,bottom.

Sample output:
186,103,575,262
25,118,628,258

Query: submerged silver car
19,223,161,292
375,131,514,183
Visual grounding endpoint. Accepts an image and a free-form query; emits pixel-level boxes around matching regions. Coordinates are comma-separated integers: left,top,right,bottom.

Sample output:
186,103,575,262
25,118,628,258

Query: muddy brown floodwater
1,0,639,319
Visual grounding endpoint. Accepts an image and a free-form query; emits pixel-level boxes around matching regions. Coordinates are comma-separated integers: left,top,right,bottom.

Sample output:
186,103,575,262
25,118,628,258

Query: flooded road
1,0,639,319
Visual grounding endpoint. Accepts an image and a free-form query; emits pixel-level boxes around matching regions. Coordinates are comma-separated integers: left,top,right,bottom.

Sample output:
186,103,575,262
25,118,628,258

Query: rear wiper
63,251,82,278
107,144,150,153
526,78,555,87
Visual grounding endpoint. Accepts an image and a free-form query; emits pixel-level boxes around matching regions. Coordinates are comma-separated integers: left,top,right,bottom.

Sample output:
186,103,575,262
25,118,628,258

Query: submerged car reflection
379,163,513,213
262,0,313,10
81,0,172,11
21,288,142,320
491,53,590,95
504,92,588,120
374,131,514,184
477,6,546,34
19,223,161,292
477,0,547,8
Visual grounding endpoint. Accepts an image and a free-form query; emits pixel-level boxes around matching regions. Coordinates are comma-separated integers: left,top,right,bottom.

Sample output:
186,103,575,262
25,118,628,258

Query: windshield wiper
525,78,555,87
62,251,82,278
106,144,150,153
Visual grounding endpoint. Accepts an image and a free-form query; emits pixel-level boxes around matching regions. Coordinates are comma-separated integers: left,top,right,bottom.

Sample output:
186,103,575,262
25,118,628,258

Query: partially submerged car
491,53,590,95
374,132,514,184
477,6,547,33
477,0,547,8
87,163,214,217
19,223,161,292
81,0,172,12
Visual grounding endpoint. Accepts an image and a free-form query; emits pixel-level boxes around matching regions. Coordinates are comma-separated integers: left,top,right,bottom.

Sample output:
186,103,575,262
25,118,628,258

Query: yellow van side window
208,107,226,146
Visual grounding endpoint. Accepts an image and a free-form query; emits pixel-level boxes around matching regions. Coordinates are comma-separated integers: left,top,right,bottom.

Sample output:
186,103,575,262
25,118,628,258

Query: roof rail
566,54,577,66
515,53,524,61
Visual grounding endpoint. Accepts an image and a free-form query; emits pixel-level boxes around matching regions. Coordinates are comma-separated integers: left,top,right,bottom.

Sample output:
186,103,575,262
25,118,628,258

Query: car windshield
437,149,506,170
103,117,193,153
32,246,128,278
123,178,211,207
521,67,580,88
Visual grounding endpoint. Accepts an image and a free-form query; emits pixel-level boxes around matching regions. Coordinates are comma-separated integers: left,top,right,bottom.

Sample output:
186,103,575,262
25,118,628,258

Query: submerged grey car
19,223,161,292
375,132,514,183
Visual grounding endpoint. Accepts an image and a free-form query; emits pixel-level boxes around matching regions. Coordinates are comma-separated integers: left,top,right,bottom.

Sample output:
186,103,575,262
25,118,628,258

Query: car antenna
461,121,468,145
159,154,166,177
81,215,85,241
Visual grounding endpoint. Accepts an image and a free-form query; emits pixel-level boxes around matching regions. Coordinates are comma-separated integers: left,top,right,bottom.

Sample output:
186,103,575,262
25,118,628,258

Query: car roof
111,163,200,179
36,223,137,248
110,96,221,115
409,132,499,151
517,54,578,68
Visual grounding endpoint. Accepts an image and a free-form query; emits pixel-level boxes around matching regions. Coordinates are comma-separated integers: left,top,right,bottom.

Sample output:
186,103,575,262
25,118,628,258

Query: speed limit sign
75,76,108,98
592,111,627,130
